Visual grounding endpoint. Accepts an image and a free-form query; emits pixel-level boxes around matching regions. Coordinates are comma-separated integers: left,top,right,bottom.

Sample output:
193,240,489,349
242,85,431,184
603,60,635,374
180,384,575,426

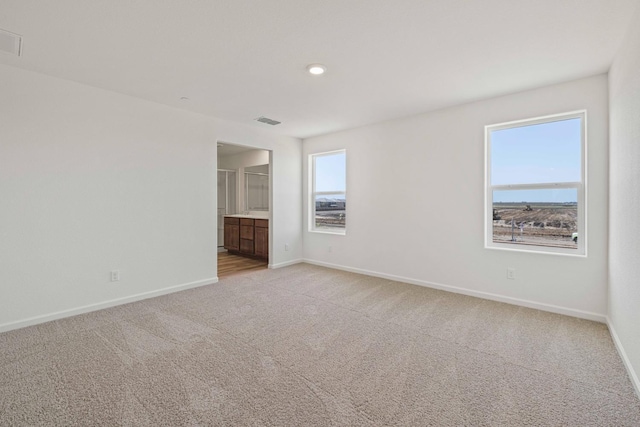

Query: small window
485,111,586,255
310,150,346,233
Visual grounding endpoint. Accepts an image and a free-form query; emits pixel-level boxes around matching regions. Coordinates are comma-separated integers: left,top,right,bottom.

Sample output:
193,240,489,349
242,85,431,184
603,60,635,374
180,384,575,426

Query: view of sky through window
491,118,581,202
315,151,346,192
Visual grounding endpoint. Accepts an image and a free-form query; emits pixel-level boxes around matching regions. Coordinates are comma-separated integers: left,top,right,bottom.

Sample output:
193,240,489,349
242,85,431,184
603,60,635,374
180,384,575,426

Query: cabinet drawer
224,217,240,225
255,219,268,228
240,218,254,226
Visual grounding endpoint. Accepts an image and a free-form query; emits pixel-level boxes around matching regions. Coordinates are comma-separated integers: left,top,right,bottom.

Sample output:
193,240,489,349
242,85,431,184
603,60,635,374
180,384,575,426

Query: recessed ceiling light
306,64,326,75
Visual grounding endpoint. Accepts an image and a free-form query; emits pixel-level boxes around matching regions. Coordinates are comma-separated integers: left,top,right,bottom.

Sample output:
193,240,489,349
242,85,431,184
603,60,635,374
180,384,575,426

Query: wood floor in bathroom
218,251,267,278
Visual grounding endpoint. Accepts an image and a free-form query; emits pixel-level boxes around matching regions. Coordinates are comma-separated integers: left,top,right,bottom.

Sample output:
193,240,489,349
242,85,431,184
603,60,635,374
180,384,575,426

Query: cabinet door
255,226,268,258
240,225,254,240
240,238,254,254
224,225,239,251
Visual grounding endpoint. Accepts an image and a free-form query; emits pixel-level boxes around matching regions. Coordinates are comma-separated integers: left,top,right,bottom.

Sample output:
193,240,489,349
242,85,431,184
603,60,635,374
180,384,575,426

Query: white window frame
310,150,346,235
484,110,587,256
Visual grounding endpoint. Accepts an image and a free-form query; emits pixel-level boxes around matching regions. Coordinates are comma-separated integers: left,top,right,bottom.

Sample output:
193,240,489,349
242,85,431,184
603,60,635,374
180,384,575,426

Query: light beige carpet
1,263,639,426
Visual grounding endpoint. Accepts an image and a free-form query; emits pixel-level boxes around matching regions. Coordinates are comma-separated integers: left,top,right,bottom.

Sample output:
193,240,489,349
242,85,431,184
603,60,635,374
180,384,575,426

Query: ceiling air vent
255,116,281,126
0,29,22,56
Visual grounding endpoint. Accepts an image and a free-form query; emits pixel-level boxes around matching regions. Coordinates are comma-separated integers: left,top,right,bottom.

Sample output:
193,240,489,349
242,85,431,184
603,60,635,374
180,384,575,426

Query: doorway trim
216,141,273,274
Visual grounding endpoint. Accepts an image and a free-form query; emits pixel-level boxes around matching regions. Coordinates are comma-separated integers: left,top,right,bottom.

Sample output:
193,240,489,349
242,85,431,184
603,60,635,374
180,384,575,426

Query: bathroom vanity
224,215,268,260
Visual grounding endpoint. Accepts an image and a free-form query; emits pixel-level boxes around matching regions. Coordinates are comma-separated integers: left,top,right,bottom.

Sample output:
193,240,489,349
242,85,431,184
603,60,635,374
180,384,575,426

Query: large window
485,111,586,255
310,150,346,233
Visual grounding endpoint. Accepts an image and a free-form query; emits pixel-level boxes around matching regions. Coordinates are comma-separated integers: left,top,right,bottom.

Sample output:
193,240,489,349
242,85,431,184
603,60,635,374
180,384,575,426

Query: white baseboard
0,277,218,333
606,317,640,399
302,259,607,323
269,259,303,269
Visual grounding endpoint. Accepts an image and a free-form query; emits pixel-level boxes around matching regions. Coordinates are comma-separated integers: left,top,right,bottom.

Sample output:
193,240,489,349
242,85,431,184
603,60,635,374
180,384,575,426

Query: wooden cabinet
223,217,240,251
240,218,255,254
254,219,269,258
224,216,268,260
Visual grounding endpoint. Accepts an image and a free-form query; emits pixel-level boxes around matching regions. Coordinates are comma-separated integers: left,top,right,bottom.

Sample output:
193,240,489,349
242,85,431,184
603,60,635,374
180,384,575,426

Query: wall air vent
0,29,22,57
255,116,281,126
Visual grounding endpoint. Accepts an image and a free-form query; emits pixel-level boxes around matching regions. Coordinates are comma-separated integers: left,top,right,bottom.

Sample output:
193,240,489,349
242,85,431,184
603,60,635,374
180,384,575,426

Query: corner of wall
606,317,640,399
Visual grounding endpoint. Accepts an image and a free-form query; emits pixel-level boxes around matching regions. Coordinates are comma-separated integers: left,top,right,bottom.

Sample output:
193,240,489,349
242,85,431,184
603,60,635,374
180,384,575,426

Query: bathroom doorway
217,142,271,277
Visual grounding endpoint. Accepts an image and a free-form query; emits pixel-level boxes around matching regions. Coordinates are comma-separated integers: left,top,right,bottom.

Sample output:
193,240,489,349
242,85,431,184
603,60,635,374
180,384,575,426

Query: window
485,111,586,255
310,150,346,233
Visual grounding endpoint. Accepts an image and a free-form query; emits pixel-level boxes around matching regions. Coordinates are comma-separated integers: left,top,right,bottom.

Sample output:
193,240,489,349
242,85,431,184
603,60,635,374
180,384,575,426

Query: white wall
0,63,302,331
303,75,609,320
608,4,640,396
218,150,269,170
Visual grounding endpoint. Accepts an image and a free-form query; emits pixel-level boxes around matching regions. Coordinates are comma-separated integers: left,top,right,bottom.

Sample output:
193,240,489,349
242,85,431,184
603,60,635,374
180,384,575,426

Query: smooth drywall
0,64,302,330
218,149,269,170
303,75,609,320
608,3,640,395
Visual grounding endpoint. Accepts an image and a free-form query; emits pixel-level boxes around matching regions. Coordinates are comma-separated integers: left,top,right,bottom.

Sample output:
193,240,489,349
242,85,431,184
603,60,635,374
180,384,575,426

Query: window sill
309,228,346,236
485,243,586,257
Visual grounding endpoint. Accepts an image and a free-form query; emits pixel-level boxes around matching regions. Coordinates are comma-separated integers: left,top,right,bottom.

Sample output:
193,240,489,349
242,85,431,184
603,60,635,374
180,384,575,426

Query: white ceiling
217,143,259,158
1,0,638,139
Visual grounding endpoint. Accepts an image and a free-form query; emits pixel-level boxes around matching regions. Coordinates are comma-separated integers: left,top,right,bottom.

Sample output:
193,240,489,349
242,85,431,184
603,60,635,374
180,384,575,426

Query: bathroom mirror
245,164,269,211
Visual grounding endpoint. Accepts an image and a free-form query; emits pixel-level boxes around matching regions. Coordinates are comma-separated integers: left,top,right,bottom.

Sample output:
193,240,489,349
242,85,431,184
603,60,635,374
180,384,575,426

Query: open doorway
217,142,271,278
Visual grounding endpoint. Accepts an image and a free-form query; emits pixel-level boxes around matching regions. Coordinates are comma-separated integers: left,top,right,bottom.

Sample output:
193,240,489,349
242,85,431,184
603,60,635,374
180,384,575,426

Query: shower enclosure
217,169,237,247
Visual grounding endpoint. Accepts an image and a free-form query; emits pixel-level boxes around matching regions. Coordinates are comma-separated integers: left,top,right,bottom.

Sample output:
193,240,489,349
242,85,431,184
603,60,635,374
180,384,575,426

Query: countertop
224,214,269,220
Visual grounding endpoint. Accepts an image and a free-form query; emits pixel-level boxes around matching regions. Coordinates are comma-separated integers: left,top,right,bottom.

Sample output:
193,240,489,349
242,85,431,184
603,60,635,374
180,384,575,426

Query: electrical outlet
285,243,289,251
507,268,516,280
110,270,120,282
